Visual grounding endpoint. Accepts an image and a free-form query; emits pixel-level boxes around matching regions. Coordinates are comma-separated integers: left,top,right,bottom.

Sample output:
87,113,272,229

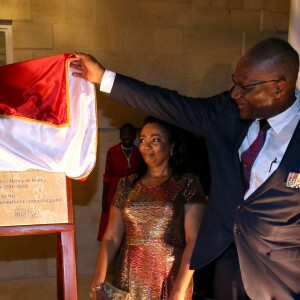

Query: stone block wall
0,0,290,280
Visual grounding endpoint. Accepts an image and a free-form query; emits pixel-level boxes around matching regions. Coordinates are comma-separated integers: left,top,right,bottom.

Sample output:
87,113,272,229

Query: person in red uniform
97,123,142,241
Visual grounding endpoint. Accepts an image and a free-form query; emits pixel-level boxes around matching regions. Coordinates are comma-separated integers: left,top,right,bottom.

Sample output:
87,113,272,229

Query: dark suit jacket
109,74,300,300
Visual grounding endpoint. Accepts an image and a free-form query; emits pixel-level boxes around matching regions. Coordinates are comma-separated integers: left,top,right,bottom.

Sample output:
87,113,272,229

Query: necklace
121,145,132,168
121,144,133,151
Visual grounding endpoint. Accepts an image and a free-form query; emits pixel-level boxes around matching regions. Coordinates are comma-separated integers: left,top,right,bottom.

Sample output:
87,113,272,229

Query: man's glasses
232,74,281,91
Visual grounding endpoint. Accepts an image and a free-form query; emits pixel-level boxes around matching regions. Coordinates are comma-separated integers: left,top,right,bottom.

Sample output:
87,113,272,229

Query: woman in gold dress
90,117,206,300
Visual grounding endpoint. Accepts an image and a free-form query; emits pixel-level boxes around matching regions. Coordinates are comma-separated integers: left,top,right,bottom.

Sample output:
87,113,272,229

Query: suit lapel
233,119,253,199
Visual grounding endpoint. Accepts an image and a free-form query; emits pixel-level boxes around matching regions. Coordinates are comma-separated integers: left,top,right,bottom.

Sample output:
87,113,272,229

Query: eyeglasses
232,74,281,91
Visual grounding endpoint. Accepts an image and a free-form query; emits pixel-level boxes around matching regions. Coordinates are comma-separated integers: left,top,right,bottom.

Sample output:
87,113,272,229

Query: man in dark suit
71,38,300,300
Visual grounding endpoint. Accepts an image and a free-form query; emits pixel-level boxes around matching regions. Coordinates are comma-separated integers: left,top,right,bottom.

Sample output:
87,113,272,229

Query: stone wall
0,0,290,280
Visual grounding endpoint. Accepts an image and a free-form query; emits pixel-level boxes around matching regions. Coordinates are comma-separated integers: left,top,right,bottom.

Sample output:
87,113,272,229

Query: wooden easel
0,176,77,300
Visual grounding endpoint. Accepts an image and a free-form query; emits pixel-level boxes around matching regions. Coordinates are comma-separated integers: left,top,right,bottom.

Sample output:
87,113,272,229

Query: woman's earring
171,146,174,156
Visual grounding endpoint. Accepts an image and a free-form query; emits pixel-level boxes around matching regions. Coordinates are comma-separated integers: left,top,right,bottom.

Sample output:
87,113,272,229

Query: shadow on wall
71,165,100,206
0,234,56,260
201,63,234,97
0,234,57,280
96,90,146,129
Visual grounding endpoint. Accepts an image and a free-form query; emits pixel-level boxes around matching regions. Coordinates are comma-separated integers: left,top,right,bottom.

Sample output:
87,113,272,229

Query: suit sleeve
109,74,231,135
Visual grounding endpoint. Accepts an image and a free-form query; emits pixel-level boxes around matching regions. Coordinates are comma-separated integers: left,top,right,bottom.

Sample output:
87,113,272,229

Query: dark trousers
193,261,215,299
213,243,251,300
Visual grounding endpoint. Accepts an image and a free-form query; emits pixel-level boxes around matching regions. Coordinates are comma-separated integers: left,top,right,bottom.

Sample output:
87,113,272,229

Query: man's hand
70,53,105,84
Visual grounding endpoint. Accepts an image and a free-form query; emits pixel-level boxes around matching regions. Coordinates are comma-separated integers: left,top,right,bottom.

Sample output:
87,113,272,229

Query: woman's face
139,122,173,169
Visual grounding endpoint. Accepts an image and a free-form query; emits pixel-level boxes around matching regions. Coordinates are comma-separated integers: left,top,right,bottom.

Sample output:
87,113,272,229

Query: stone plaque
0,169,69,226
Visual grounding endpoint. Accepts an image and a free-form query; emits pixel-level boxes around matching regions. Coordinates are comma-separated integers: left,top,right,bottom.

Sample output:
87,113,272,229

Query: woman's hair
133,116,194,185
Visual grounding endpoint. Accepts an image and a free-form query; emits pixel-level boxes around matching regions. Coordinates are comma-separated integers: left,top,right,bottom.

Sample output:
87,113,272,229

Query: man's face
230,60,280,119
120,127,136,148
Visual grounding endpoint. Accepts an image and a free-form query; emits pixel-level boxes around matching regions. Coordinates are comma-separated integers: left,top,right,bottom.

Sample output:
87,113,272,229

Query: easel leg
57,230,78,300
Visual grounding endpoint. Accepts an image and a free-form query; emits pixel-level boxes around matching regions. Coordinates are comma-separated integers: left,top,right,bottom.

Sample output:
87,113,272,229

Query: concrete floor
0,275,92,300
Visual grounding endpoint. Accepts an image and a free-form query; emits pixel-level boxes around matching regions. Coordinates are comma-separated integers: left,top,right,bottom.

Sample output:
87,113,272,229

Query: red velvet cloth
0,53,73,126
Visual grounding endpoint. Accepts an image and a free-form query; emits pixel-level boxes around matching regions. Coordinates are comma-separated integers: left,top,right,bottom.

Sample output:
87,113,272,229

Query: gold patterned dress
111,173,204,300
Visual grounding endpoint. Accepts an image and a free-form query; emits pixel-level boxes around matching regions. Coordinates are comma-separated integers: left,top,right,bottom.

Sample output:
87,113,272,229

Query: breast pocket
275,225,300,241
269,246,300,261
